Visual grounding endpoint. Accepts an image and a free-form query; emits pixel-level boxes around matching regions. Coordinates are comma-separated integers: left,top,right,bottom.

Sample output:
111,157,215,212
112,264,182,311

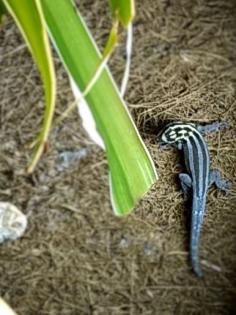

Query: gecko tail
190,200,205,278
191,252,203,277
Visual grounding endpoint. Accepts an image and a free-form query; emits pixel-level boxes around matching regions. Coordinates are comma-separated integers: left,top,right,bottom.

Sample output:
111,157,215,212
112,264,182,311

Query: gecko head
158,122,196,146
159,123,181,145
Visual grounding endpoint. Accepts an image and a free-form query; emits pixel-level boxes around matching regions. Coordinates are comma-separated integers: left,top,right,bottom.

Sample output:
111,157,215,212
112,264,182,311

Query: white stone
0,202,27,243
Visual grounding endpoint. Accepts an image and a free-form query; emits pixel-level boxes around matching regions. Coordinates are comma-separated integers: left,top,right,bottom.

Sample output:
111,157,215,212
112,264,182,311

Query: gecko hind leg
179,173,192,199
209,169,230,192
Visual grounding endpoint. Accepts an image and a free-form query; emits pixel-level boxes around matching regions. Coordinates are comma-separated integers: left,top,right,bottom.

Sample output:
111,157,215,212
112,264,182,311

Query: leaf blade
3,0,56,172
42,0,157,215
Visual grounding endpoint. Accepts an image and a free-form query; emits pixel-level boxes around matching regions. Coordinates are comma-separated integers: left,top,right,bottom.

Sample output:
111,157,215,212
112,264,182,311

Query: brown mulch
0,0,236,314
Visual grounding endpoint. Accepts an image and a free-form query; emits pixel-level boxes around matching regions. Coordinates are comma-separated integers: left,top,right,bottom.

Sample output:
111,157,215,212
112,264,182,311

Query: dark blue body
159,121,229,277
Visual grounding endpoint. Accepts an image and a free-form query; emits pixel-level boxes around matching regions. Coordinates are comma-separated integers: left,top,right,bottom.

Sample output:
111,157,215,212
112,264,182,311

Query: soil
0,0,236,314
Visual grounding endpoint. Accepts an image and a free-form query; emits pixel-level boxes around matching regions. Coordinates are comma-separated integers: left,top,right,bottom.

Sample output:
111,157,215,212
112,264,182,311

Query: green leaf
109,0,135,27
102,19,118,58
0,0,7,23
41,0,157,215
3,0,56,173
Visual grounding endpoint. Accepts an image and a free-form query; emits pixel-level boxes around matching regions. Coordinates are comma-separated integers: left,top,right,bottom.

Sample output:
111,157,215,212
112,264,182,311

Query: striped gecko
159,121,229,277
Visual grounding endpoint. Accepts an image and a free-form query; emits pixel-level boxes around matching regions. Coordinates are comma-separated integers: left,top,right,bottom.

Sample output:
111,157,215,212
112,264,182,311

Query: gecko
158,121,230,277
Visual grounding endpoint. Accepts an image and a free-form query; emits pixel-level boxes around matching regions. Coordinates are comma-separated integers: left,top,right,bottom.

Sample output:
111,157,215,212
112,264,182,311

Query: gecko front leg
196,121,228,135
179,173,192,199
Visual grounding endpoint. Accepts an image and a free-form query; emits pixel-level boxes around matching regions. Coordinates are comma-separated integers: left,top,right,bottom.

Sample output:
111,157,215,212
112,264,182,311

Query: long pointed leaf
42,0,157,215
3,0,56,173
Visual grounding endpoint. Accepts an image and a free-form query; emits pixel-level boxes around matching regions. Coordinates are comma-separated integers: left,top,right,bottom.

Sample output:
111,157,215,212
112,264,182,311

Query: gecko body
159,122,229,277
